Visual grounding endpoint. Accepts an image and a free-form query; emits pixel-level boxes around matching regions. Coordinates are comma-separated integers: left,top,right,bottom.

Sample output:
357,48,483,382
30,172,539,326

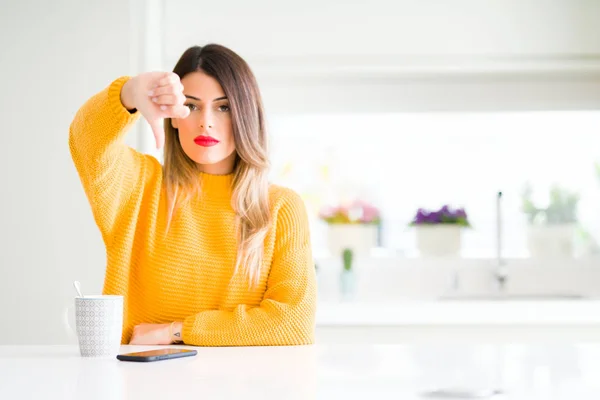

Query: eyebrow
184,95,228,102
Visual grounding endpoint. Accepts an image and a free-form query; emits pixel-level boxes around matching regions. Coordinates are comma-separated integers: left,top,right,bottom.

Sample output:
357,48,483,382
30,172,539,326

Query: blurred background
1,0,600,346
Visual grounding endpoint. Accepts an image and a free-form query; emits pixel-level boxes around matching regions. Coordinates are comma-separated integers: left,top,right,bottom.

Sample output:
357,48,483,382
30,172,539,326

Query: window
268,111,600,259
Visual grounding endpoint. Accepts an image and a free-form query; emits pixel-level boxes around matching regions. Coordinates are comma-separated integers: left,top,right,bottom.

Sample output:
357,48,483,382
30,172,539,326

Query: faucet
444,191,507,297
494,191,508,292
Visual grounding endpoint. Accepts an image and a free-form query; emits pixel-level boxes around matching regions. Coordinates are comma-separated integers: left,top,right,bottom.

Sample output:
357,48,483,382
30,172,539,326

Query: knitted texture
69,77,316,346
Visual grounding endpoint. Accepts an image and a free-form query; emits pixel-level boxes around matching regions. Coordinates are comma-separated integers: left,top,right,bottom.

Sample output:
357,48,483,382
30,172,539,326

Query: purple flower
414,208,430,223
455,208,467,219
410,205,470,227
429,211,442,223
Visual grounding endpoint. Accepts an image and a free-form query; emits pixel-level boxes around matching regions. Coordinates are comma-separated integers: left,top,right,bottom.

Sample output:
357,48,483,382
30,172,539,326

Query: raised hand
121,71,190,149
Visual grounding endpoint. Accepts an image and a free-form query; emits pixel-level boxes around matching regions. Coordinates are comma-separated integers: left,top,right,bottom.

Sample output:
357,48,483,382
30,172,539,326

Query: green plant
342,248,353,271
521,182,579,225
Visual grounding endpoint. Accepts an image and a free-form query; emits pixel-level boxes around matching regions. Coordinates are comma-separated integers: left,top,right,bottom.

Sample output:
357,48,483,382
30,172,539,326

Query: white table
2,343,600,399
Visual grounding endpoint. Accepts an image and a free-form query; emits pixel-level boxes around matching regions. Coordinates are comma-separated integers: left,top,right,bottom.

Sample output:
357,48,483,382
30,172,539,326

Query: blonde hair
163,44,271,287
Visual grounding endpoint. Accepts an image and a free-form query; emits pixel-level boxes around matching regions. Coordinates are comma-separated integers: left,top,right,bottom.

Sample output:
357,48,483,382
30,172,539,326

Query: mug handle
62,303,78,342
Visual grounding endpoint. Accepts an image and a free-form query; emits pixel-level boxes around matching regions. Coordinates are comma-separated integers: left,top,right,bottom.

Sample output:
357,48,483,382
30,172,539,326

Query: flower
410,205,470,227
319,200,381,224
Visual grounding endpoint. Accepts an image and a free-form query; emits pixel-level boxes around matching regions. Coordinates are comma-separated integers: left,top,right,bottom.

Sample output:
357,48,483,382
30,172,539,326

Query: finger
151,94,185,106
150,71,173,89
172,104,190,118
155,72,180,88
129,333,139,344
149,119,165,149
158,104,190,119
150,83,183,97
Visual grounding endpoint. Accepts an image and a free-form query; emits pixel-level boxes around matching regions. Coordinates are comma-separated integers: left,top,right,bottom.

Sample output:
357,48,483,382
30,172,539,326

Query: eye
185,103,198,111
218,104,230,112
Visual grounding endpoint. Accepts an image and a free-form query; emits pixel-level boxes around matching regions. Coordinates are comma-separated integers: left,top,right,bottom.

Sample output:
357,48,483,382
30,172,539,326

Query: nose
198,109,213,129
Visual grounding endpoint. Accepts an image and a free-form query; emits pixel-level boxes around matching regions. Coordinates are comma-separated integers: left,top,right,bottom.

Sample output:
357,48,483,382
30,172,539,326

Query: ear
170,118,178,129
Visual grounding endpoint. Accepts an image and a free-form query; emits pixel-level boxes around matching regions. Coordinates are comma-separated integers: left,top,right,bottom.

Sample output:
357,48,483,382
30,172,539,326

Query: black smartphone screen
116,348,197,362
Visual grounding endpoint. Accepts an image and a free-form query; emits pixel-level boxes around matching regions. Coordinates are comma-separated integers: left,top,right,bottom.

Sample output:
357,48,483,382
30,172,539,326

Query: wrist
170,322,183,343
120,76,137,111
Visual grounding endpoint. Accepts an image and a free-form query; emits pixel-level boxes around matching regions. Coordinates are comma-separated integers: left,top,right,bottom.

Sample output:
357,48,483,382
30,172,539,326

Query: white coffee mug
64,295,124,357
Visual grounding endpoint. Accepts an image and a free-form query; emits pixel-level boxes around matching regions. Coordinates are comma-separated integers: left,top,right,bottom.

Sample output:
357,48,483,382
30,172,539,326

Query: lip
193,136,220,147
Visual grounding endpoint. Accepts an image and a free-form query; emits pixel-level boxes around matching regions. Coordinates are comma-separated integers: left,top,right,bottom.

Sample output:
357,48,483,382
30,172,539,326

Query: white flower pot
416,225,462,257
327,224,378,258
527,224,575,258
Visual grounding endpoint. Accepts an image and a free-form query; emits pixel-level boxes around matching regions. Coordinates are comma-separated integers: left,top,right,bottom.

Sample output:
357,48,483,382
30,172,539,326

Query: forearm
170,322,184,343
69,76,152,241
69,77,139,167
181,292,315,347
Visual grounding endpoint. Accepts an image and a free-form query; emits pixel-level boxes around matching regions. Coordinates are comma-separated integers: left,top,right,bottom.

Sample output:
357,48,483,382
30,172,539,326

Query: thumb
172,105,190,119
149,118,165,149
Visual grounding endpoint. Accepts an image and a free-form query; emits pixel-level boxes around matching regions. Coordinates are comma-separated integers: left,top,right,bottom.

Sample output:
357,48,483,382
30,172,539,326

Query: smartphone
116,348,197,362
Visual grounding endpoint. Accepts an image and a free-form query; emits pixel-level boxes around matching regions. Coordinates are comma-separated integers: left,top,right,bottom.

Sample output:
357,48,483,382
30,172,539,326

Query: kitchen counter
314,300,600,344
316,299,600,326
2,344,600,399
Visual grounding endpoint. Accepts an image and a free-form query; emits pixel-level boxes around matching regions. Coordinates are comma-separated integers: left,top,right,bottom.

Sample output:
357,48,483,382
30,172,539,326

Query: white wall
164,0,600,59
0,0,136,344
163,0,600,113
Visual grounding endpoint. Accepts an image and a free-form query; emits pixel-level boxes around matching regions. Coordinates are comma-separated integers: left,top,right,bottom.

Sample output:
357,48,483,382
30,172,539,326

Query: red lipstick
194,136,220,147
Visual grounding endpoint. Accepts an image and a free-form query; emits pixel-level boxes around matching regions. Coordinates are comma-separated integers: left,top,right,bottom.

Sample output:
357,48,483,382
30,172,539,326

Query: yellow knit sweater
68,77,316,346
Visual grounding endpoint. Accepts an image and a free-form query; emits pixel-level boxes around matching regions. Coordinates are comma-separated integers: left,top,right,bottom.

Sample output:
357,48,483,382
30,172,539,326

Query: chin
196,156,232,168
182,148,216,164
181,144,236,169
196,158,222,166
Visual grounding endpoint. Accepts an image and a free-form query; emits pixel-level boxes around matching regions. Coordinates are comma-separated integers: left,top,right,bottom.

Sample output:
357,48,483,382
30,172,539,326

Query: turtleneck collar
199,171,234,198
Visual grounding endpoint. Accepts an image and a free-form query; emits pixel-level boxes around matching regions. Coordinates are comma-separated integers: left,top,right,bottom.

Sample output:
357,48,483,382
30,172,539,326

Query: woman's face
172,71,236,175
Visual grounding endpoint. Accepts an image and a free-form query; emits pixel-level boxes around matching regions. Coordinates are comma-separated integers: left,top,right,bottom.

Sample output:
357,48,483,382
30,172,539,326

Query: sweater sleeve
181,191,317,346
68,76,150,245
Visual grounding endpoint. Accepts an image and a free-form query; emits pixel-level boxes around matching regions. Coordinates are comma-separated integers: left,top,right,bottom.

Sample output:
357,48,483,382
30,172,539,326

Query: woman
69,44,316,346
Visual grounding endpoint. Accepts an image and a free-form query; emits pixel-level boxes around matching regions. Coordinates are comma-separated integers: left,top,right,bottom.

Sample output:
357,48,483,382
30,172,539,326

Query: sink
438,293,589,301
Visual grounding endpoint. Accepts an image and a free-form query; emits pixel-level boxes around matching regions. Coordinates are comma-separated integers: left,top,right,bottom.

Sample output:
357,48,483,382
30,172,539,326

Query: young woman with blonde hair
69,44,316,346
